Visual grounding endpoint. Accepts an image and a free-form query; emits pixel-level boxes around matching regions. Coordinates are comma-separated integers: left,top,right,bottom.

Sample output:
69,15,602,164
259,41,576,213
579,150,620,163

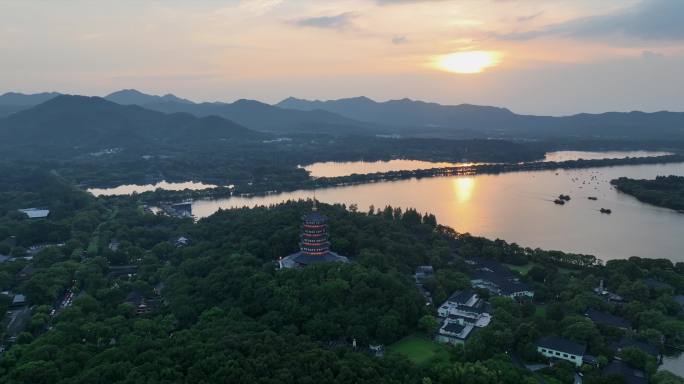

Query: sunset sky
1,0,683,115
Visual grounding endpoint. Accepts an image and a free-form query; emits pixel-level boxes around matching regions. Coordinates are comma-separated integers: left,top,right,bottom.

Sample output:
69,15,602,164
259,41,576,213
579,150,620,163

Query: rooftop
303,211,328,223
613,338,659,357
602,360,647,384
448,290,479,306
537,336,586,356
585,308,631,329
18,208,50,219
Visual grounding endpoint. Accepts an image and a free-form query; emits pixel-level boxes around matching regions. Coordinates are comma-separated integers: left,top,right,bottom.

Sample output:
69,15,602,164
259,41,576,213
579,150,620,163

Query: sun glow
437,51,502,74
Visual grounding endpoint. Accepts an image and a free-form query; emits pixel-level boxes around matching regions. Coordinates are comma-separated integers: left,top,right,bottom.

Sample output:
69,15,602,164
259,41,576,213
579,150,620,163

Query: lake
192,161,684,262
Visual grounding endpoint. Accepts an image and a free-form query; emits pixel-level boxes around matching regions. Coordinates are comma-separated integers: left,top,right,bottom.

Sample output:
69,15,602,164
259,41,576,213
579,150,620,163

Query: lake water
88,180,218,196
192,162,684,262
301,150,671,178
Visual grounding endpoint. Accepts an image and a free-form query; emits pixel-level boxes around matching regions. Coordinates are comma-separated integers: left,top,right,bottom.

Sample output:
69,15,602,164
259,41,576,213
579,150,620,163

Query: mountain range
1,89,684,140
0,95,256,157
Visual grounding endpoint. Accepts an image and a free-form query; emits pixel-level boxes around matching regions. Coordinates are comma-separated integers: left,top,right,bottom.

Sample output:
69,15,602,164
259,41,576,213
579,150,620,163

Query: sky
1,0,683,115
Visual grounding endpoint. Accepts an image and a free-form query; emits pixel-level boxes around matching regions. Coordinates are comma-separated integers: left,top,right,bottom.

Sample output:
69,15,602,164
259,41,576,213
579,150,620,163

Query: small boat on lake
588,196,597,201
600,208,612,214
554,199,566,205
558,194,571,201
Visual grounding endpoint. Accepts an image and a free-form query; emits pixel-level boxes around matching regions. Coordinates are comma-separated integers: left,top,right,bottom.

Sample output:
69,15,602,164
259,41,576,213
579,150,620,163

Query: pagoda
278,201,349,269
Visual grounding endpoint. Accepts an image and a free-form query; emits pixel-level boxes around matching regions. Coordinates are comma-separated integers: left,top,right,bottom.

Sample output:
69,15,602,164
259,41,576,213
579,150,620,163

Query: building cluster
466,258,534,299
433,258,535,345
435,289,491,344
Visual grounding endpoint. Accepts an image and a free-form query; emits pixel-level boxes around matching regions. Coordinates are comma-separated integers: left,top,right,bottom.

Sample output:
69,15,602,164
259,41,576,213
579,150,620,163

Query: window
555,352,560,356
563,354,568,358
540,348,546,353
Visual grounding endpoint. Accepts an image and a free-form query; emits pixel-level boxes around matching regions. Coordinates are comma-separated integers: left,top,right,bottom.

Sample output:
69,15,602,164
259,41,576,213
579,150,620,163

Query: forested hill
278,96,684,140
0,95,260,158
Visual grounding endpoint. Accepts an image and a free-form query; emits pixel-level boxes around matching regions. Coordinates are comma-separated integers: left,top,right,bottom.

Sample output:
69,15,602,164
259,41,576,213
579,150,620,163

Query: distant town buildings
278,203,349,269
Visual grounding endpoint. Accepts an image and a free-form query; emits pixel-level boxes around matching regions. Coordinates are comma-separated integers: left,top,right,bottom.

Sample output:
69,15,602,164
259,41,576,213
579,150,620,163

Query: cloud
516,11,543,23
497,0,684,42
641,50,664,59
375,0,448,4
294,12,357,30
392,35,408,44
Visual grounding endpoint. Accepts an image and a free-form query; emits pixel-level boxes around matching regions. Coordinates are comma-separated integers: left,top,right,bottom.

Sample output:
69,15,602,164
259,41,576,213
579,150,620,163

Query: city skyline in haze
1,0,683,115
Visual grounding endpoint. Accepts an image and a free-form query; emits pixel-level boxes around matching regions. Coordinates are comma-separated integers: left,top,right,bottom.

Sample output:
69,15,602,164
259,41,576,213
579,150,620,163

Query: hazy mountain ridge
105,89,194,105
2,90,684,140
0,95,258,156
139,98,377,135
277,96,684,140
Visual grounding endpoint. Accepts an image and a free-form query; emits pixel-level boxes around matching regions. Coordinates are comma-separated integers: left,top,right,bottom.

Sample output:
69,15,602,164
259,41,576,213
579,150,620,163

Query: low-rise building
585,308,631,330
593,279,626,304
18,208,50,219
602,360,647,384
536,336,586,367
125,291,150,315
612,338,659,359
414,266,434,281
437,290,492,328
466,258,534,299
436,318,475,345
175,236,190,248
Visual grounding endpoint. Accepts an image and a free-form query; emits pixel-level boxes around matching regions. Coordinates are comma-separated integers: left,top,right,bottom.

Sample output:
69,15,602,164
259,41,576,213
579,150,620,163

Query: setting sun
437,51,502,74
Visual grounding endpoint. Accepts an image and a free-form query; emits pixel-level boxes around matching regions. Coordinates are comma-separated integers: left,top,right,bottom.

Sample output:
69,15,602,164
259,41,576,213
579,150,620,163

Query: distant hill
0,91,62,106
278,96,684,140
0,95,258,157
103,89,377,135
278,96,515,128
105,89,194,105
0,92,62,117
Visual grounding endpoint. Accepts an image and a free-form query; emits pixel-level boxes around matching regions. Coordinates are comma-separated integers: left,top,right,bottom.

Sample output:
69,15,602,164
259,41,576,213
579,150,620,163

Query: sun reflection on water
454,177,475,203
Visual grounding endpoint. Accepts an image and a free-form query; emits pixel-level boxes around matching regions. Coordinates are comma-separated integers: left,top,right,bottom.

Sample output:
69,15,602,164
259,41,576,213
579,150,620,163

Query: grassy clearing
504,263,536,275
387,334,449,364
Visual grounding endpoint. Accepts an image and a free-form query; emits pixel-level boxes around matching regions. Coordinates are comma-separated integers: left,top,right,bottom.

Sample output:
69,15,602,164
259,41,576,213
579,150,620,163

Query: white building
536,336,586,367
437,290,492,327
18,208,50,219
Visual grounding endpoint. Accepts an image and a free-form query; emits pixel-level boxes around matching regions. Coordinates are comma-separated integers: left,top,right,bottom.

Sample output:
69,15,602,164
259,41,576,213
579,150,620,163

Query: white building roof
19,208,50,218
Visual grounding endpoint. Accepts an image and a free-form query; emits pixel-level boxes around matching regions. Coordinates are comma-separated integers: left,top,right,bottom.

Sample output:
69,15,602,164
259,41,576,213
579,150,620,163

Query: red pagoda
279,201,349,269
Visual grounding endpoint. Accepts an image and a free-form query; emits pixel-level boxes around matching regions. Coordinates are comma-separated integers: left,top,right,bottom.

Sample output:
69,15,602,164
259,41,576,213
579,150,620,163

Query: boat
558,194,571,201
554,199,565,205
588,197,597,201
599,208,612,214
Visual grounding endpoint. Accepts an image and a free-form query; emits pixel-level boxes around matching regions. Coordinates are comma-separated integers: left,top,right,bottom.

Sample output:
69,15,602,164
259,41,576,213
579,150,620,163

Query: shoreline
95,154,684,202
